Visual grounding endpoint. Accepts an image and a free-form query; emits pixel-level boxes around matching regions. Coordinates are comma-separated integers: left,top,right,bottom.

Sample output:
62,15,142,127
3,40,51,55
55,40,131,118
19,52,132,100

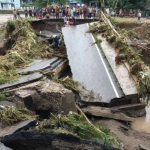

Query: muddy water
132,107,150,133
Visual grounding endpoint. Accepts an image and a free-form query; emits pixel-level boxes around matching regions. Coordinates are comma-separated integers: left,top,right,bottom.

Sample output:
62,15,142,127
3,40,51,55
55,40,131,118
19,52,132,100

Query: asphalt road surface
62,23,124,103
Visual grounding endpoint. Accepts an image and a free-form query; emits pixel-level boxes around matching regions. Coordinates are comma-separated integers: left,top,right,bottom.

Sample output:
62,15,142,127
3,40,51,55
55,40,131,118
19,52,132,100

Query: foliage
0,93,6,101
55,76,94,98
0,19,66,85
38,112,121,146
114,0,146,10
34,0,69,6
6,20,16,33
0,107,33,126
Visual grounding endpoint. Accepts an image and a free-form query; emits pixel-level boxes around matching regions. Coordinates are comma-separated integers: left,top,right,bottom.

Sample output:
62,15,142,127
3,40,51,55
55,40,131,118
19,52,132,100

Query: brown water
132,107,150,133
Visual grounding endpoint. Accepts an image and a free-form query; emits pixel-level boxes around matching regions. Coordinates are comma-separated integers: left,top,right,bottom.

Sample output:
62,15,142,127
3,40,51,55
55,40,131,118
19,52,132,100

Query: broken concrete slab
17,58,58,74
13,79,77,114
0,72,43,91
0,101,16,108
4,118,37,136
53,59,68,79
82,106,135,122
62,23,124,104
16,58,68,79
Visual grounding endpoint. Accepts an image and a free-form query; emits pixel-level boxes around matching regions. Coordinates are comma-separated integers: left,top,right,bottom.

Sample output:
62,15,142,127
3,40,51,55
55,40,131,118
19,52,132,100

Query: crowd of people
105,7,142,19
13,5,98,20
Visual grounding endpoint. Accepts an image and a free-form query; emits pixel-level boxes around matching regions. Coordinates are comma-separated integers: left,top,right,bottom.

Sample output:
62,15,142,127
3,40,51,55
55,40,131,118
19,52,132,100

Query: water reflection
132,107,150,133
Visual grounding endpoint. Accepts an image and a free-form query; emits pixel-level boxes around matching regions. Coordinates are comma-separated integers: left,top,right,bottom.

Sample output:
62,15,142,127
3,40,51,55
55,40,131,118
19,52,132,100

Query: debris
82,106,135,122
13,79,77,114
38,110,121,146
139,144,150,150
0,107,34,126
4,118,37,136
0,105,5,110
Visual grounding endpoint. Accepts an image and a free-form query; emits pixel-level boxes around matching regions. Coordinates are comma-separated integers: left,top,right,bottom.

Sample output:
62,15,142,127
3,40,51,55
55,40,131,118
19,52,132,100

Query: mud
98,119,150,150
132,107,150,133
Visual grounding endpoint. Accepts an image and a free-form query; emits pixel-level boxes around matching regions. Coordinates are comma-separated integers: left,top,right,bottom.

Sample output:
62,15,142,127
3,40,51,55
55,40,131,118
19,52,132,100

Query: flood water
132,107,150,133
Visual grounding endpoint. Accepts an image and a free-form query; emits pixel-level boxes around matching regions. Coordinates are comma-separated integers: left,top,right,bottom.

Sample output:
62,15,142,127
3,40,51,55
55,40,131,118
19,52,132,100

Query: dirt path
99,119,150,150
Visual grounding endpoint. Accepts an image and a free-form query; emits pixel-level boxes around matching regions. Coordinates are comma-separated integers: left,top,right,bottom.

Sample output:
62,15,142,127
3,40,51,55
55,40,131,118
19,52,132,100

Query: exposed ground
98,119,150,150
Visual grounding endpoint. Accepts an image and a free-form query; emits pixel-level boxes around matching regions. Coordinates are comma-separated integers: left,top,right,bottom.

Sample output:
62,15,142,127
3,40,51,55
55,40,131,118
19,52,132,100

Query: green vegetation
0,107,33,126
0,19,66,85
34,0,69,6
55,76,94,98
0,93,6,101
38,112,121,146
111,17,137,24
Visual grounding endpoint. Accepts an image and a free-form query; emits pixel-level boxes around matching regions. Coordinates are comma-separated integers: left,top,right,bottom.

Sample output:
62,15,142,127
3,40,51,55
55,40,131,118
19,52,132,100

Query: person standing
29,9,32,18
24,9,28,18
93,7,96,18
64,15,67,25
88,6,92,18
53,35,60,48
59,7,62,18
70,7,73,17
83,7,87,19
56,9,59,19
16,9,20,19
13,9,17,20
51,7,55,18
33,8,36,18
137,10,141,21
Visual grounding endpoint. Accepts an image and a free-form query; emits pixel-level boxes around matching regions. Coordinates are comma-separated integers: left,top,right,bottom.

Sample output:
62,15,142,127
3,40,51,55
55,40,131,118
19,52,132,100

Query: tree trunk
101,0,105,12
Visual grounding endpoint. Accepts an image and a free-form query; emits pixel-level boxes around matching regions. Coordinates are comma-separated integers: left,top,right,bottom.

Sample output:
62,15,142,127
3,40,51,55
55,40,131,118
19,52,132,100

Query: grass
0,93,6,101
112,17,137,23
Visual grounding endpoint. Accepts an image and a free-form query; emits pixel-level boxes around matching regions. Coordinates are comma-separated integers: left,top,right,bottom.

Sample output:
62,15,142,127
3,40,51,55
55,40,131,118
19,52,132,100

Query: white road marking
87,24,119,98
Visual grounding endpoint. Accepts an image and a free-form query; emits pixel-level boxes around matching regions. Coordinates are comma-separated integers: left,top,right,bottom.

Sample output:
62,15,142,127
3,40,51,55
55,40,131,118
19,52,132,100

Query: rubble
13,79,77,115
82,106,135,122
0,14,149,150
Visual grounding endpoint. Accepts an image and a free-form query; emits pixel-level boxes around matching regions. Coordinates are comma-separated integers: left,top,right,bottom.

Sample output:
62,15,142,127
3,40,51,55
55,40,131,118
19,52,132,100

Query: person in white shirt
137,10,141,21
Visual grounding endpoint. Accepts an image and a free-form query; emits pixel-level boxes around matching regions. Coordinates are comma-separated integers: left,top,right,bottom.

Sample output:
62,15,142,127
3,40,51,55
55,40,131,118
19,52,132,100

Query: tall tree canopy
33,0,149,8
34,0,69,7
105,0,147,10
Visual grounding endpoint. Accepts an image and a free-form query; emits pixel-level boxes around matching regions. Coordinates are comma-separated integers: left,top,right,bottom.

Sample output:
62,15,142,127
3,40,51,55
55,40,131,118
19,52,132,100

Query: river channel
132,107,150,133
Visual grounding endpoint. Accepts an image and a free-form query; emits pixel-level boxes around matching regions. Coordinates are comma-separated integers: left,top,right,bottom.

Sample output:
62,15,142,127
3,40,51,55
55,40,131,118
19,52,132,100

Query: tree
34,0,69,7
101,0,105,11
116,0,146,10
81,0,90,5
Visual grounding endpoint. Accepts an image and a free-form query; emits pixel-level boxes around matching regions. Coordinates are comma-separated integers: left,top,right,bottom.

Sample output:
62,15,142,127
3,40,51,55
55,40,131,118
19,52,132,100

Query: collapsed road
0,16,149,150
62,23,139,108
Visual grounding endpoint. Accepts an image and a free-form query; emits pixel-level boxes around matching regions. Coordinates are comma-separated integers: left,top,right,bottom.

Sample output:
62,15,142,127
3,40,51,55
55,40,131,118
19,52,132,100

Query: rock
0,142,12,150
0,101,16,108
120,125,129,131
1,131,120,150
139,144,150,150
82,106,135,122
13,79,77,114
4,118,37,136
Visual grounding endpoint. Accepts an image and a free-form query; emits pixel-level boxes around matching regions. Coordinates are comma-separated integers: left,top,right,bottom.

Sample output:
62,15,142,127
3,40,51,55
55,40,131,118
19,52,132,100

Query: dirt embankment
99,119,150,150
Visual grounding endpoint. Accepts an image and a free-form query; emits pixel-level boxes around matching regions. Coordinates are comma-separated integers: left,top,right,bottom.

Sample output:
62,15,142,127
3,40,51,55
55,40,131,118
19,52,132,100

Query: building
0,0,20,9
70,0,82,6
